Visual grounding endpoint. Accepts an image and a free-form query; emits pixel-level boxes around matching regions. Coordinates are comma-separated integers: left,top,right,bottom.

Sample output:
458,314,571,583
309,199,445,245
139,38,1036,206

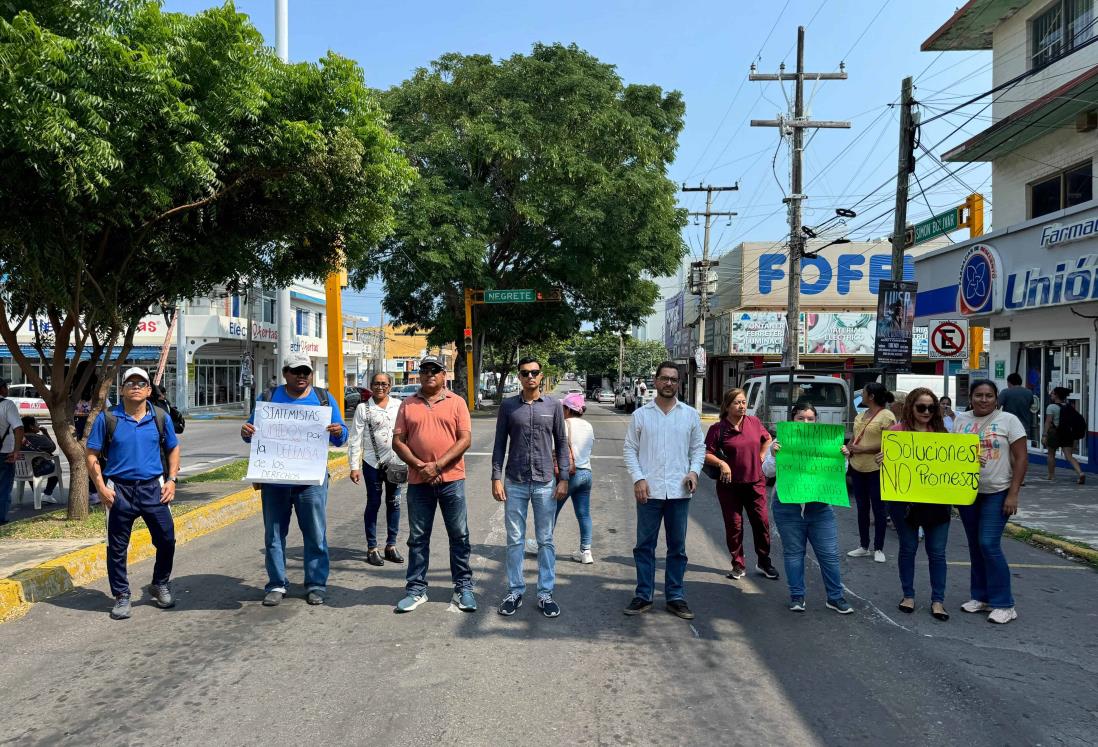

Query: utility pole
244,279,255,414
274,0,294,370
890,76,916,282
682,183,737,412
750,26,849,370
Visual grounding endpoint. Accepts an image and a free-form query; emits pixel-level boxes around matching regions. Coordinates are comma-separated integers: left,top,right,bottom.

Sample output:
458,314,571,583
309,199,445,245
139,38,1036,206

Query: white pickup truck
743,374,852,435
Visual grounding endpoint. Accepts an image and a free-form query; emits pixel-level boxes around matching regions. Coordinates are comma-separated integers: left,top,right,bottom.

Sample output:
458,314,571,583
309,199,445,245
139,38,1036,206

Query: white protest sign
246,403,332,485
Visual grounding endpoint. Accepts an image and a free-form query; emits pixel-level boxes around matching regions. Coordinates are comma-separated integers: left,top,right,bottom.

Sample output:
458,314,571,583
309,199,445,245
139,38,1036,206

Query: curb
1005,521,1098,566
0,455,350,623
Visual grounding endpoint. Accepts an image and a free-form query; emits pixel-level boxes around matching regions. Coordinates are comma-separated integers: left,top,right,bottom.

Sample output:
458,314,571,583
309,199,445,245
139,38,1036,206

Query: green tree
374,44,687,394
0,0,414,517
570,332,667,383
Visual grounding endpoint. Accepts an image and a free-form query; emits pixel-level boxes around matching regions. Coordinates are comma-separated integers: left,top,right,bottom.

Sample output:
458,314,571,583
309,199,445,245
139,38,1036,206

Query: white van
743,374,852,434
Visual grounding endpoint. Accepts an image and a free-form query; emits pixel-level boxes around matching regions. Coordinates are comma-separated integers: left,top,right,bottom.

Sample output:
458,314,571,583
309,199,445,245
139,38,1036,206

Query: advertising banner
731,312,786,354
874,280,918,370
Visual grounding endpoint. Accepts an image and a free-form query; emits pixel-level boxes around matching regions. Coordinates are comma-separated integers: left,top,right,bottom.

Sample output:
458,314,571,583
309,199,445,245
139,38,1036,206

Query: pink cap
562,393,586,413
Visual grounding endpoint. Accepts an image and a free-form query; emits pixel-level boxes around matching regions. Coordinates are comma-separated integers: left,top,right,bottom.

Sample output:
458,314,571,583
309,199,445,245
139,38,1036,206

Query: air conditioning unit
1076,110,1097,132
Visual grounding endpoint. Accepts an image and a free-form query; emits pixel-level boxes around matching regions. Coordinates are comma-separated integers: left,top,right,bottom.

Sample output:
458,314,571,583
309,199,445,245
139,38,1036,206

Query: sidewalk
1013,475,1098,549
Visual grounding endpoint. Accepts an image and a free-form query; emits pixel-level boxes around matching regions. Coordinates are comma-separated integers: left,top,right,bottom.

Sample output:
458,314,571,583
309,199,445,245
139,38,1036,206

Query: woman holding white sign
877,388,952,621
764,404,851,614
952,380,1027,625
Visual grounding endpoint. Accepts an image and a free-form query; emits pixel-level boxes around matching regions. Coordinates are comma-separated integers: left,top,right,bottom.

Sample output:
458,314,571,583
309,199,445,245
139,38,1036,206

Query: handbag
365,406,408,484
702,421,728,480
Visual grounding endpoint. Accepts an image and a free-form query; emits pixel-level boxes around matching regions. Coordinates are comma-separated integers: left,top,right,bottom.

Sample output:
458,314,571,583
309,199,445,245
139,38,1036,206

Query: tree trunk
51,405,89,520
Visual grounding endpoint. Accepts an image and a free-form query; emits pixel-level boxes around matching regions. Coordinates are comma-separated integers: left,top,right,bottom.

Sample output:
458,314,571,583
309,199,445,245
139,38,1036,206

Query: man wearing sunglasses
491,357,570,618
390,355,476,613
241,352,348,607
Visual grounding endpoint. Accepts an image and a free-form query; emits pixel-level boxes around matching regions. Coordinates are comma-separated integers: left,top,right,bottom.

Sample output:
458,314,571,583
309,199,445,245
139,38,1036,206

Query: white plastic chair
14,452,64,510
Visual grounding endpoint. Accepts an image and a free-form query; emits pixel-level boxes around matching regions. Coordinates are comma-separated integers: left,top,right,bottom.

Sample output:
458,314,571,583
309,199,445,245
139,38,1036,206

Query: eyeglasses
656,376,679,384
371,382,390,388
913,403,938,414
287,367,312,377
122,381,149,389
518,369,541,378
419,367,442,376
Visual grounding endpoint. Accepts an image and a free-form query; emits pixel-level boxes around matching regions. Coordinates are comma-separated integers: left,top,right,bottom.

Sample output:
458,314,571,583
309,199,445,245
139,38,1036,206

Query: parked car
390,384,419,400
743,374,851,434
597,388,615,404
7,384,49,417
344,386,368,413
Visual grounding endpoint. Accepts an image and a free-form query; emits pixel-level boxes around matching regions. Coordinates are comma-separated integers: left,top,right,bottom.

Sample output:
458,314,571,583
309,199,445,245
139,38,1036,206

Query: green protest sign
774,421,849,506
879,430,979,505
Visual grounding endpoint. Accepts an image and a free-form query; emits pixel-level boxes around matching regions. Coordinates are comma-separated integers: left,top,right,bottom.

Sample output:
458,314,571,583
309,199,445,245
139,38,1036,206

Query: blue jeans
405,480,473,595
771,498,844,602
0,459,14,521
505,479,557,599
889,504,949,603
362,461,402,549
260,478,330,593
106,478,176,597
958,490,1014,608
554,469,593,550
850,468,887,551
633,498,690,602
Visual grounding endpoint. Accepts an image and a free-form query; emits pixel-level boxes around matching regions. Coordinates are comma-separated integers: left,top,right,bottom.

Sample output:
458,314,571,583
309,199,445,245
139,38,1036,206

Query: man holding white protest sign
241,352,348,607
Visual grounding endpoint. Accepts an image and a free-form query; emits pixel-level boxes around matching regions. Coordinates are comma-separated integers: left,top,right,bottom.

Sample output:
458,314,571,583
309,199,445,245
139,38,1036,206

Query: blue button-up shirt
492,393,569,483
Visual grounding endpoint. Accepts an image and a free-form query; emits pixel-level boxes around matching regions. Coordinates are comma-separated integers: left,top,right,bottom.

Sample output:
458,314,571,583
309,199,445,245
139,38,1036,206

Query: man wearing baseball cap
86,367,180,620
241,352,348,607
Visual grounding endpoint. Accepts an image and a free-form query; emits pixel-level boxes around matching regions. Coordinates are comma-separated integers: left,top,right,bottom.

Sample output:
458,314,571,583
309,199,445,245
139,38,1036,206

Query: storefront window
193,358,243,408
1029,342,1089,458
1030,161,1094,218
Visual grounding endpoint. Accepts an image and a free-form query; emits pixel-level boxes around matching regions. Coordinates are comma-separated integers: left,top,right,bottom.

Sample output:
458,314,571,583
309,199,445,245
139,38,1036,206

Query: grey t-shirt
998,386,1034,425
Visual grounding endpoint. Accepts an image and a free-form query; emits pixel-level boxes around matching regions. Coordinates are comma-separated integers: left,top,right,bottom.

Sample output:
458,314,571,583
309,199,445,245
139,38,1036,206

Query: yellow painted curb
0,455,353,623
1005,522,1098,565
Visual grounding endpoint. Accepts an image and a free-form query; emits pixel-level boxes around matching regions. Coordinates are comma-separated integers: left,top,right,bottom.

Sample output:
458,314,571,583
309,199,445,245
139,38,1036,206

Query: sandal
897,599,915,614
931,603,950,621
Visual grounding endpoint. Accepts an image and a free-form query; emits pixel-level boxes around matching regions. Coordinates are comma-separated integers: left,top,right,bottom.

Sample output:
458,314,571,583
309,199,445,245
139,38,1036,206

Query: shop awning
942,66,1098,162
921,0,1029,51
0,345,162,361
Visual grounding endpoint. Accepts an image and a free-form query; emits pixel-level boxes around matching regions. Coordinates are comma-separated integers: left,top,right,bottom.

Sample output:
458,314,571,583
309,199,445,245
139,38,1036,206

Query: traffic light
463,327,473,353
535,289,563,302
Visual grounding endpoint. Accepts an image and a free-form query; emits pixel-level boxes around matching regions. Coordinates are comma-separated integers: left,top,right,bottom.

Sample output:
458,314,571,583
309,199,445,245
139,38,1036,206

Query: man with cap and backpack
86,367,180,620
241,352,348,607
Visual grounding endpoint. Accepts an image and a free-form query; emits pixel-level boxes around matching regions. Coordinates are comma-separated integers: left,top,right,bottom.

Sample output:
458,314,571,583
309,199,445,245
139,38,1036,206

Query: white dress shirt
623,399,706,500
348,396,402,469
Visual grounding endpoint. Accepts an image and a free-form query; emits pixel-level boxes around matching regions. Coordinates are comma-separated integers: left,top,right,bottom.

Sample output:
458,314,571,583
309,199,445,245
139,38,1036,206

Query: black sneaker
366,549,385,567
666,599,695,619
110,595,131,620
384,545,404,564
623,596,653,615
726,565,746,580
756,562,780,580
262,590,284,607
498,592,523,616
538,597,561,618
306,590,325,606
148,582,175,609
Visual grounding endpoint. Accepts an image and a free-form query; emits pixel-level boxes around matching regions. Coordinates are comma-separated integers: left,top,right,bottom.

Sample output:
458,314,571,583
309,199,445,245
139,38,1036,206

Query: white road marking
179,457,238,474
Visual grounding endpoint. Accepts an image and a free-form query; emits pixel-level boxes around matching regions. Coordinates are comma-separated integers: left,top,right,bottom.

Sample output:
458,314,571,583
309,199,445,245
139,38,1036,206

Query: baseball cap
419,355,446,371
121,367,151,384
282,352,313,372
562,393,586,413
0,378,8,388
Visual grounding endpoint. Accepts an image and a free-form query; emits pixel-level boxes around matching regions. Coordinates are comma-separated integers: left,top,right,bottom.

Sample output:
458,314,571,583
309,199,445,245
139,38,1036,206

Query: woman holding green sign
764,404,852,614
877,388,952,621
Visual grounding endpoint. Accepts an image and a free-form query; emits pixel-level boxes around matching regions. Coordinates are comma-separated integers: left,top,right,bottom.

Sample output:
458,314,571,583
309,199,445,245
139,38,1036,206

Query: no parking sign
929,319,969,360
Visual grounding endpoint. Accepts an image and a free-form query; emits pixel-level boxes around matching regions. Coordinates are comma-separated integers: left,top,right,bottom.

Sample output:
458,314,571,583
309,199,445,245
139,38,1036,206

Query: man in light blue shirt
241,352,348,607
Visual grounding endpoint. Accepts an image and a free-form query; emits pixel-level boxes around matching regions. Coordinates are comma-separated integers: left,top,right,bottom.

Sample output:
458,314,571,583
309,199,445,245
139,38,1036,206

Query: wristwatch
168,476,178,483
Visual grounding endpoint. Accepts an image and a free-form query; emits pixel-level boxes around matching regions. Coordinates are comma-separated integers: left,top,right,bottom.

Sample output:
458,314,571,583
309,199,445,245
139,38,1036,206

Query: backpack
101,405,171,479
1058,402,1088,442
151,399,186,434
263,386,330,407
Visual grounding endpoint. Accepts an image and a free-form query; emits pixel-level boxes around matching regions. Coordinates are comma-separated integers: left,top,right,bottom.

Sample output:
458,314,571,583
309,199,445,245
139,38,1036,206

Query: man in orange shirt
391,356,476,613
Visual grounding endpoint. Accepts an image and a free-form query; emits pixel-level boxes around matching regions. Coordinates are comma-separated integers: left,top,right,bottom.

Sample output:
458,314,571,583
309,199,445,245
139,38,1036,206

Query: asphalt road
2,399,1096,746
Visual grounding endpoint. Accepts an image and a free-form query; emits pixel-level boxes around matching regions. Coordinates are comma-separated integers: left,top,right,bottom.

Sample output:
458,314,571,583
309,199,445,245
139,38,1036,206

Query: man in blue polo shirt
241,352,348,607
87,367,180,621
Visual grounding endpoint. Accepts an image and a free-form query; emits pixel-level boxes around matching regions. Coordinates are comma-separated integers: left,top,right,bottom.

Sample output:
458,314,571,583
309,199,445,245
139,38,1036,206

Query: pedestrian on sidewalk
843,383,896,563
556,392,595,565
877,388,952,621
622,361,705,620
999,373,1037,442
21,416,59,504
86,367,180,620
765,404,851,614
390,356,475,614
952,379,1027,625
1044,387,1085,484
0,379,24,525
240,353,348,607
492,357,569,618
704,387,778,581
349,372,405,567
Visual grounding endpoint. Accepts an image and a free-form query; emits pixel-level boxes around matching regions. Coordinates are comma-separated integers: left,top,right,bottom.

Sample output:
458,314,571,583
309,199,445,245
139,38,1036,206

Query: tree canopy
372,44,687,390
0,0,414,516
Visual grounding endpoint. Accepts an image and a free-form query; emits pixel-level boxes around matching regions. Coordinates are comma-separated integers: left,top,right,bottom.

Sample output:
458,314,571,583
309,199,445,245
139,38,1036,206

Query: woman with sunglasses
842,382,896,562
876,388,952,621
951,380,1027,625
764,404,852,614
349,372,404,567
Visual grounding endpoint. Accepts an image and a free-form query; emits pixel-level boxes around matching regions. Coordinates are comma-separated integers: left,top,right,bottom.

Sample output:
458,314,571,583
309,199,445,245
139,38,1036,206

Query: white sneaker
873,550,886,563
961,599,990,613
847,547,871,558
524,539,538,556
987,607,1017,624
573,549,594,564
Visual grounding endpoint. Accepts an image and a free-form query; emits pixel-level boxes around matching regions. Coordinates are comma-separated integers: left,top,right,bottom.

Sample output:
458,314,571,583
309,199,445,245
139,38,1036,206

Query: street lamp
802,236,850,260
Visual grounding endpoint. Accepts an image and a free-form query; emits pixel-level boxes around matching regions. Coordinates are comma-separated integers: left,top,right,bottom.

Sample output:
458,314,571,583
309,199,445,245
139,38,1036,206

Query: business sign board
730,312,929,359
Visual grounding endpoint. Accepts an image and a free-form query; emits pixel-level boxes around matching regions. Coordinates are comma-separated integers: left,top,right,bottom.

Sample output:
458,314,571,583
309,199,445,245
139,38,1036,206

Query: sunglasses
518,370,541,378
913,403,938,414
419,367,442,376
122,380,149,389
287,367,312,377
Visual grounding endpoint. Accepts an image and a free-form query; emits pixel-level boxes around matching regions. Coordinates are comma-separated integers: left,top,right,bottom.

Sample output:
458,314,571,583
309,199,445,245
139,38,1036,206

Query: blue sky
162,0,995,323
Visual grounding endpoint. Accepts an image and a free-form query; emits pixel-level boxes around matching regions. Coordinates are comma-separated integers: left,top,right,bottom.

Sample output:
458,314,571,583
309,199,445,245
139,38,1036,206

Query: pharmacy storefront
915,204,1098,467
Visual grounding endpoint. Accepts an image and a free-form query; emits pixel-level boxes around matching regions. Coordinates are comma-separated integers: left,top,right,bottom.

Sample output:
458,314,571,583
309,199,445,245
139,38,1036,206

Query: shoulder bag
366,405,408,484
702,420,728,480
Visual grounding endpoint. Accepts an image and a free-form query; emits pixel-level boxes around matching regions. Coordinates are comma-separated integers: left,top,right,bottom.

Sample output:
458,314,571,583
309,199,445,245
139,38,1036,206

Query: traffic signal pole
464,288,475,411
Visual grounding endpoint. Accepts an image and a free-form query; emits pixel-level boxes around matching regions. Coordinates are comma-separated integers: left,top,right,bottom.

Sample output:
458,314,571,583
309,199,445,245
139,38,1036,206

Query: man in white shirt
349,372,405,566
0,379,25,525
622,361,705,619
